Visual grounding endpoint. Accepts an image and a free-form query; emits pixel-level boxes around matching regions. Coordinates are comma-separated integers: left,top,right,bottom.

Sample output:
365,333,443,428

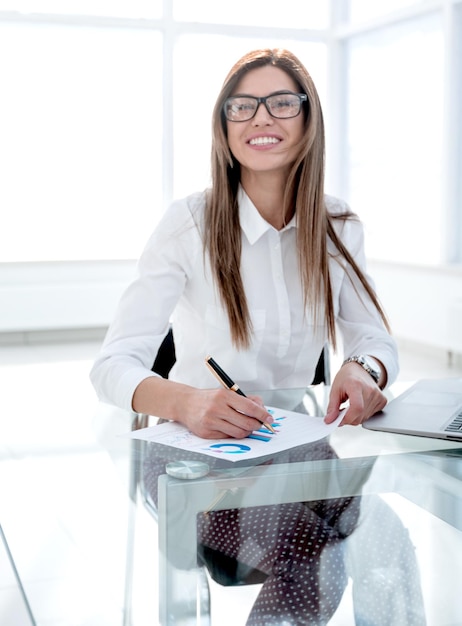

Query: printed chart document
128,406,345,462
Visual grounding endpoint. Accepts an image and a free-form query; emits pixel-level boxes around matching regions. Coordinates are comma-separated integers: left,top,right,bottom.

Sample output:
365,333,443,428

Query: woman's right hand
132,377,273,439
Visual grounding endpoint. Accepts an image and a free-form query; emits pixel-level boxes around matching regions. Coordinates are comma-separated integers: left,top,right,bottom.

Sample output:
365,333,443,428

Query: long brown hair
204,48,389,350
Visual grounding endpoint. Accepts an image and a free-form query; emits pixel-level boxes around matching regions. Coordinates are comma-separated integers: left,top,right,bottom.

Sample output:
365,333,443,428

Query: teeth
249,136,280,146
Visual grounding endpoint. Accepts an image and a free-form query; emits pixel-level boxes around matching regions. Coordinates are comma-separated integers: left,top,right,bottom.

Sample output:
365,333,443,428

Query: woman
91,48,398,432
91,50,415,625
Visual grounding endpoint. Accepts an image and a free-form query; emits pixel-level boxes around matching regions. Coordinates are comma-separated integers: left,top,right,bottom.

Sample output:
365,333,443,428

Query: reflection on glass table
131,386,462,626
0,523,36,626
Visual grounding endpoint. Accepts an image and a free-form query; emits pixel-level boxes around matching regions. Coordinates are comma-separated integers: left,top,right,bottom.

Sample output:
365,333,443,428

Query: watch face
363,357,380,380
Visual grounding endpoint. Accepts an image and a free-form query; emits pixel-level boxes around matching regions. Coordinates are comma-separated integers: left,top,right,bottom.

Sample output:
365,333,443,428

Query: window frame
0,0,460,335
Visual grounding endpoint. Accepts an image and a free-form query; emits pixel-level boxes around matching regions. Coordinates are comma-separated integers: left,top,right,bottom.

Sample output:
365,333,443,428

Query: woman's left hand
324,362,387,426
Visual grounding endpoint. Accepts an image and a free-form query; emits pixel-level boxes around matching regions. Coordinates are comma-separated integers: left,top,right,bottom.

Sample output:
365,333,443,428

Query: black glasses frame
223,92,308,122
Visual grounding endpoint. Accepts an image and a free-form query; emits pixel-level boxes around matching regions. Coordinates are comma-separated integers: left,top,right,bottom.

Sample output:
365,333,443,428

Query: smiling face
226,65,305,181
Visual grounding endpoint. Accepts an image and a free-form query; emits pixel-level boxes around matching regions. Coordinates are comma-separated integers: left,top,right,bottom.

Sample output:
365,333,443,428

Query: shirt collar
238,186,297,245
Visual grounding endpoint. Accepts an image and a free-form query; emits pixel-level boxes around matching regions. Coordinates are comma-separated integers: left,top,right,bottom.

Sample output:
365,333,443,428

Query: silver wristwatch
343,355,381,384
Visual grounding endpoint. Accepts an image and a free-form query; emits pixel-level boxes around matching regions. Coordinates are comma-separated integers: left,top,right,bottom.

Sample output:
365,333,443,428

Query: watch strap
343,355,380,384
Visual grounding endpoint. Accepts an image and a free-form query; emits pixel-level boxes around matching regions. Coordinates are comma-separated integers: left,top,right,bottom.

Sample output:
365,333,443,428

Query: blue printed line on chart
268,408,288,423
247,432,273,442
247,414,287,442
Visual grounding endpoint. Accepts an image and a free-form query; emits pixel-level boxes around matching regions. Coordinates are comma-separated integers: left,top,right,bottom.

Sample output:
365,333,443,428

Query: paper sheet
127,406,345,462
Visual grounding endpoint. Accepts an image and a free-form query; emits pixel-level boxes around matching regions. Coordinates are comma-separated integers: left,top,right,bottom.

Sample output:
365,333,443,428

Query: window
0,21,162,261
1,0,461,335
345,13,445,264
446,3,462,264
173,0,328,28
0,7,328,263
0,0,161,18
348,0,428,23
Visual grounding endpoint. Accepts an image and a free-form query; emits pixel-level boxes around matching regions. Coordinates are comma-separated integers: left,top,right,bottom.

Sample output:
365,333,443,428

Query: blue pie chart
209,443,251,454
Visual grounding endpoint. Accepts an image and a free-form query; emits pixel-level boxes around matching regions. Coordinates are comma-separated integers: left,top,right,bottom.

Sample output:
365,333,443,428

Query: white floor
1,338,462,626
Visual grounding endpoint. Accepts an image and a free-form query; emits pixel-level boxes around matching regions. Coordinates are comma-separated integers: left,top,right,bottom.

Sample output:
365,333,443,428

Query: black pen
205,355,276,434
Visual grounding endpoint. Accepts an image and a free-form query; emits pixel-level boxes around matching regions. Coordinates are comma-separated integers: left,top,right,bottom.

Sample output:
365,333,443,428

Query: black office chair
124,328,331,622
151,327,176,379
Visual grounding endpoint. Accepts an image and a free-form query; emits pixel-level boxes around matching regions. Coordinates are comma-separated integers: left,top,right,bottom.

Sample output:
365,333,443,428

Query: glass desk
0,523,37,625
131,386,462,626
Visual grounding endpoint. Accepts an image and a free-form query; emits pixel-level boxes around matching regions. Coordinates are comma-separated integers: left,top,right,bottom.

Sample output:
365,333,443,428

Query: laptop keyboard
445,409,462,432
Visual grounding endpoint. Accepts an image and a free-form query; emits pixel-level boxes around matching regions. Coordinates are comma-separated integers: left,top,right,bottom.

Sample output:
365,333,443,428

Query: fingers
325,365,387,426
341,386,386,426
185,389,272,439
325,386,343,424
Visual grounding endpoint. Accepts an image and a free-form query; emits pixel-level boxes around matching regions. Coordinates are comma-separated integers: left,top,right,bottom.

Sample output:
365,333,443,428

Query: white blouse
90,188,398,411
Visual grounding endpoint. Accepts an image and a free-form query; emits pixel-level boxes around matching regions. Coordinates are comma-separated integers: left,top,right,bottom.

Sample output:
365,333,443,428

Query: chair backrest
312,345,331,386
152,326,330,386
152,327,176,378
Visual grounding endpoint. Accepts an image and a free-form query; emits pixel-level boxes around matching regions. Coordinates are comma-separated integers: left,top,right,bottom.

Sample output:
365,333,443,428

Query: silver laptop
363,378,462,441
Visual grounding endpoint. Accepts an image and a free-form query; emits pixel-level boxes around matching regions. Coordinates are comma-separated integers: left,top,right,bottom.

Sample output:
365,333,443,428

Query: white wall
0,262,135,334
1,261,461,357
370,261,462,355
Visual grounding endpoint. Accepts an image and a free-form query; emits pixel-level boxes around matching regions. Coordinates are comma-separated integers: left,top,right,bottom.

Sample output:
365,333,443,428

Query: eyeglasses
223,92,308,122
